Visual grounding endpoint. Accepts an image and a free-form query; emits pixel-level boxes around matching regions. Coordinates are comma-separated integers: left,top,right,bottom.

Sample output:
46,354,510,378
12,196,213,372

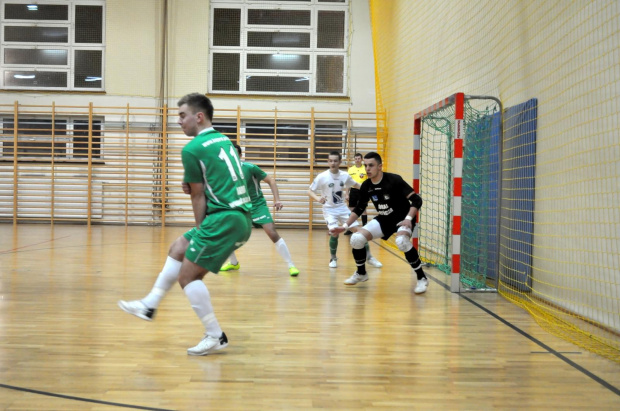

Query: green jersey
241,162,268,208
181,128,251,214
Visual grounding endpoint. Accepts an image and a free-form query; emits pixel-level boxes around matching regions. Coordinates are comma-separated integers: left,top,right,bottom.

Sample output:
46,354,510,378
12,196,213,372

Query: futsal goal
413,93,502,292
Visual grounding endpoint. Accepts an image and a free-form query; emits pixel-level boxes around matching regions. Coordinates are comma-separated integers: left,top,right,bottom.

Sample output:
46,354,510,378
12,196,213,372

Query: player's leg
222,208,253,271
347,204,381,267
262,222,299,276
365,240,383,267
118,230,193,321
182,211,252,355
346,228,369,284
178,259,227,355
343,207,354,236
328,235,339,267
356,224,382,268
324,210,340,267
394,225,428,294
220,251,240,271
345,219,383,285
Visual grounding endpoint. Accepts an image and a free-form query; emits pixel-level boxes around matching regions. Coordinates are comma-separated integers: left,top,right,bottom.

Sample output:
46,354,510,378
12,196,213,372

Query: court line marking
0,383,174,411
0,235,176,409
0,240,161,255
2,235,617,406
377,241,620,397
0,235,71,255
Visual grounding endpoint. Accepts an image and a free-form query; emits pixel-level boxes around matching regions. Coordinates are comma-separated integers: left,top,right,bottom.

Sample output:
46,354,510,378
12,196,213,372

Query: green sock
329,236,339,256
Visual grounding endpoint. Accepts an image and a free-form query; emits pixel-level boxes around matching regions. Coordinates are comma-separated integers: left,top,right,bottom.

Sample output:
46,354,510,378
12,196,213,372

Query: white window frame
0,0,105,91
209,0,349,97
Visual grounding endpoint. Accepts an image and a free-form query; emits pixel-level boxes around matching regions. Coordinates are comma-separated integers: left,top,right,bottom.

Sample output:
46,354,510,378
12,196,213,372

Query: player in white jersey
308,151,382,268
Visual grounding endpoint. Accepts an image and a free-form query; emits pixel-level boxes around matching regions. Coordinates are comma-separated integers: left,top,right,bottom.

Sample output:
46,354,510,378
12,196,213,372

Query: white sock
183,280,222,338
141,256,182,309
229,252,239,265
274,238,294,266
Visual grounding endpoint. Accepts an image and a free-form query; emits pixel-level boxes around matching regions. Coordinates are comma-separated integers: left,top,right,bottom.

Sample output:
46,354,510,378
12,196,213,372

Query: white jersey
309,169,356,211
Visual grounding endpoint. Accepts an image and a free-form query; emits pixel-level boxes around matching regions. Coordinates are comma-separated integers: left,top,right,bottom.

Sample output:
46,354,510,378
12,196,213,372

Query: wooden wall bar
0,102,383,227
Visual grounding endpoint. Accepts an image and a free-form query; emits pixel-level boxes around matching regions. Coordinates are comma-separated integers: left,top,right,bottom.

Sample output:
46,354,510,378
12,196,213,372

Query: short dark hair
233,143,242,156
177,92,214,122
364,151,382,164
328,150,342,160
354,152,363,158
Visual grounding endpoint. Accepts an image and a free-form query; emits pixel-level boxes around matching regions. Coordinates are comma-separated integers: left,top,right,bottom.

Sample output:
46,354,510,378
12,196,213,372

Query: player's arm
329,209,360,235
188,182,207,228
308,188,326,204
263,175,283,211
182,182,191,194
397,192,423,228
181,149,207,227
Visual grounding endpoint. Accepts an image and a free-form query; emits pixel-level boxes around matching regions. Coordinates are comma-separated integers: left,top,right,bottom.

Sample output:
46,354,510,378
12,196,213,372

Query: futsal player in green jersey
119,93,252,356
220,144,300,276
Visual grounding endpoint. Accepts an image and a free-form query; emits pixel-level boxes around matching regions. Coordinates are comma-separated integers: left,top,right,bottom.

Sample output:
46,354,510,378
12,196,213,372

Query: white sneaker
329,258,338,268
187,332,229,356
367,256,383,268
414,277,429,294
118,300,156,321
344,272,369,285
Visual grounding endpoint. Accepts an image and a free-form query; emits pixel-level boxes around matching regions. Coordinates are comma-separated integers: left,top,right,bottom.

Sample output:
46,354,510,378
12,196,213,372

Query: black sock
404,247,426,280
352,248,367,275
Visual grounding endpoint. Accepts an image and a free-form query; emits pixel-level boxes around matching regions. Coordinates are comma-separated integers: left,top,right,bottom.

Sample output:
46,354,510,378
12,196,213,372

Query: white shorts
323,207,360,231
361,219,412,240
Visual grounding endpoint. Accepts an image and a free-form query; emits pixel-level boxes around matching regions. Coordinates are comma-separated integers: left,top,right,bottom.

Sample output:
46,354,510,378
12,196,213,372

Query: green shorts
183,227,199,241
250,203,274,228
184,210,252,273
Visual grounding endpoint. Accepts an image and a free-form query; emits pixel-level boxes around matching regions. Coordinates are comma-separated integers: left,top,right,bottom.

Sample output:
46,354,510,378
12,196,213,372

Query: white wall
2,0,376,117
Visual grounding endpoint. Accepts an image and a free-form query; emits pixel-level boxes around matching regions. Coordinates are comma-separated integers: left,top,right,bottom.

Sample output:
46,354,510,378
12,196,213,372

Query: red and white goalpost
413,93,464,292
413,93,501,293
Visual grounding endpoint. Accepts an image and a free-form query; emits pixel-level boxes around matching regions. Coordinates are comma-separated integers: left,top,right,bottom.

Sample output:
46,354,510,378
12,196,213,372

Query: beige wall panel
167,0,211,99
106,0,163,97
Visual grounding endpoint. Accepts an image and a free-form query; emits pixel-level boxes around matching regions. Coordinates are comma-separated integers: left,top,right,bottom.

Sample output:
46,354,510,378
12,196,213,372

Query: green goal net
414,94,501,291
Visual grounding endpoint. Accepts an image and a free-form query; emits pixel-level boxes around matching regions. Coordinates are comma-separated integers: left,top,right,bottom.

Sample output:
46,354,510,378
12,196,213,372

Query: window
0,117,102,160
314,124,345,161
245,123,309,161
213,123,238,139
211,119,347,163
210,0,348,96
1,1,105,91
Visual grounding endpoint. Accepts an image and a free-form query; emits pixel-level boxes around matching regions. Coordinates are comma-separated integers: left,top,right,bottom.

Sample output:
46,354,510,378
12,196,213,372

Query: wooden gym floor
0,224,619,410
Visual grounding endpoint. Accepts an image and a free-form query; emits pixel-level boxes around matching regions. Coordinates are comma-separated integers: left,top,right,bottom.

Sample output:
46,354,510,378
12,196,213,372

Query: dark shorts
348,188,361,207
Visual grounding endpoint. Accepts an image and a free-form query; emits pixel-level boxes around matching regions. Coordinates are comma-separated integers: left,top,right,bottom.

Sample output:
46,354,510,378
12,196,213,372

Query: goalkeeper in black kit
329,151,429,293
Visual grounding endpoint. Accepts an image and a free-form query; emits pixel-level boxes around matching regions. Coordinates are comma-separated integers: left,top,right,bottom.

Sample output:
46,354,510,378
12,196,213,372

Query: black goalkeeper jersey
353,172,422,237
